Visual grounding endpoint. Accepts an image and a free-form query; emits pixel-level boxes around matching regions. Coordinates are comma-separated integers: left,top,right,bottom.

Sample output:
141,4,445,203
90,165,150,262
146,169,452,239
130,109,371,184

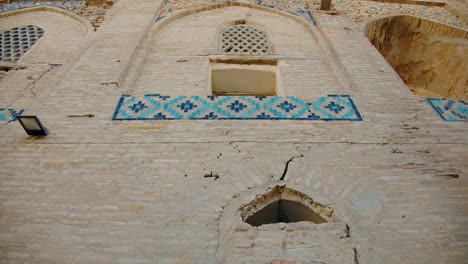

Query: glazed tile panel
427,98,467,122
113,95,362,121
0,108,24,124
0,1,85,14
156,0,316,25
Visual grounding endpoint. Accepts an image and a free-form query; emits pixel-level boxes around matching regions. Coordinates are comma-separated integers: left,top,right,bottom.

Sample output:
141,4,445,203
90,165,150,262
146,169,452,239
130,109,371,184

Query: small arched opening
365,15,467,100
239,185,335,227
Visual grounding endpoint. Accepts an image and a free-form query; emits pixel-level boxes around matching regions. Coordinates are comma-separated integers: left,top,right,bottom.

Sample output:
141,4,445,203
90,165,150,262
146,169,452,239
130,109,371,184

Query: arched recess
365,15,467,100
125,2,347,100
216,183,354,264
0,7,92,64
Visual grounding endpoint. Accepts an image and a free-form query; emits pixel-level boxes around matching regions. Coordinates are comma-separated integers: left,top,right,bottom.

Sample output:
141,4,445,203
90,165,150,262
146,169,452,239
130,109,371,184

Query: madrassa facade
0,0,466,263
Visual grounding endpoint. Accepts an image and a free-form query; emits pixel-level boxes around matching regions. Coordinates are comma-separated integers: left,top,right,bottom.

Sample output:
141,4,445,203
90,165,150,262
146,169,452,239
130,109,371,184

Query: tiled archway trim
0,108,24,124
0,1,85,14
112,94,362,121
155,0,316,25
427,98,467,122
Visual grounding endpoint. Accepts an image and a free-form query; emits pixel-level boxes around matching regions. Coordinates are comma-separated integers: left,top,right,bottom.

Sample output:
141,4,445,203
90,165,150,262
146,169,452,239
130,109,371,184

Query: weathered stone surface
365,15,467,100
0,0,467,263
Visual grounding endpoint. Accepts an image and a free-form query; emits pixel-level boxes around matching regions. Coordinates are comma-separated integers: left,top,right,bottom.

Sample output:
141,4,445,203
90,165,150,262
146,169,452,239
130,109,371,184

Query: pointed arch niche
128,4,344,99
365,15,467,100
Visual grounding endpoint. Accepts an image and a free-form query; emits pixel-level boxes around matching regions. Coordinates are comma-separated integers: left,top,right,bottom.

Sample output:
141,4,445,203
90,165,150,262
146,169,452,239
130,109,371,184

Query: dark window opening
245,199,327,227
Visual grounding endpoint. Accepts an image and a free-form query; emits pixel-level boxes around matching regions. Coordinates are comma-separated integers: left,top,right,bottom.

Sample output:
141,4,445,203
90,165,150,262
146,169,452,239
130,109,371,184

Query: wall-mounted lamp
17,116,48,136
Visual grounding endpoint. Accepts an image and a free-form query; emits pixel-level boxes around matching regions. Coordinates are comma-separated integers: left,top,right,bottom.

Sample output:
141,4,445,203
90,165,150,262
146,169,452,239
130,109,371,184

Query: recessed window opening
211,59,279,96
245,199,327,226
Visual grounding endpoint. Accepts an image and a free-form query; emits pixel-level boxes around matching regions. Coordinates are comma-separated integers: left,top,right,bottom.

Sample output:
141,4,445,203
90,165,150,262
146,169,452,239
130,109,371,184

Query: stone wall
0,0,467,263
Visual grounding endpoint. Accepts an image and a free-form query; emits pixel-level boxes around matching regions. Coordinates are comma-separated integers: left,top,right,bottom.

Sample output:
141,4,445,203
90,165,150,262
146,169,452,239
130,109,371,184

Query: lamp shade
17,116,48,136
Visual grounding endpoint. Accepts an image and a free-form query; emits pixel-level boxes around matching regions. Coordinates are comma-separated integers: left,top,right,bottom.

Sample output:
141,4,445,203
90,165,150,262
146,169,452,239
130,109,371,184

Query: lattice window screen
221,25,270,55
0,25,44,62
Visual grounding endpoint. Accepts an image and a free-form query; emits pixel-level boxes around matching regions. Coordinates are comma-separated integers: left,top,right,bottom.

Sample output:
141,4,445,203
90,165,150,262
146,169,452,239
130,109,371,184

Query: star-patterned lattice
0,25,44,62
221,25,270,55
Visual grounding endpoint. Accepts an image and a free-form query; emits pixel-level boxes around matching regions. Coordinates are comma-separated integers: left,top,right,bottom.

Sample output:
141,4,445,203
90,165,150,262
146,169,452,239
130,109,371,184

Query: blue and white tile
311,95,362,121
113,94,362,121
427,98,467,122
0,108,24,124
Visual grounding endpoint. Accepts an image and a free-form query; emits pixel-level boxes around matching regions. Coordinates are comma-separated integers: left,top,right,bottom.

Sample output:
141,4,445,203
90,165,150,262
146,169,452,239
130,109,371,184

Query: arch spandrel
365,15,468,100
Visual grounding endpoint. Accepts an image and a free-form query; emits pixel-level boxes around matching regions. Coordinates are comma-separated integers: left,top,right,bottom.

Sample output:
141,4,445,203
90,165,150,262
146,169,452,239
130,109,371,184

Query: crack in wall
280,154,303,181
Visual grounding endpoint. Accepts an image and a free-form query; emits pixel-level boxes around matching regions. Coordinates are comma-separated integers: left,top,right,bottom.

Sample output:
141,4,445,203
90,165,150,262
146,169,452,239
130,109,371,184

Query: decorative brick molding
112,94,362,121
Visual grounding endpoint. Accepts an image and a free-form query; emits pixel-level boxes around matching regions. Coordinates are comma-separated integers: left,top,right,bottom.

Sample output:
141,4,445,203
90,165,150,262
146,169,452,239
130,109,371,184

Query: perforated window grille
0,25,44,62
221,25,270,55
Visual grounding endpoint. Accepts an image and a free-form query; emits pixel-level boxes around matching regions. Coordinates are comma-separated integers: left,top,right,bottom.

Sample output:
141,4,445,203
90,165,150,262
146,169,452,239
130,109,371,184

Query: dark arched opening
245,199,327,226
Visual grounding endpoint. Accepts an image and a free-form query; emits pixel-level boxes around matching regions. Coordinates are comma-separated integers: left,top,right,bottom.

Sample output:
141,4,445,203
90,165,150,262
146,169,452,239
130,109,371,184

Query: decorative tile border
0,108,24,124
257,0,316,24
156,0,316,25
0,1,86,15
427,98,467,122
112,94,362,121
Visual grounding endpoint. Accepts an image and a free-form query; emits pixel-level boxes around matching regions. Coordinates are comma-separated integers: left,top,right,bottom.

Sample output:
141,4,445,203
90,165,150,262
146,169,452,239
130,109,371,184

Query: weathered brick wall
0,0,466,263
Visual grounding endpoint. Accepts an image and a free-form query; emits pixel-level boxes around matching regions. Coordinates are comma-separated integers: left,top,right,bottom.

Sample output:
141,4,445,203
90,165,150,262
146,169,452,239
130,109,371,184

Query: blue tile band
0,108,24,123
112,95,362,121
427,98,467,122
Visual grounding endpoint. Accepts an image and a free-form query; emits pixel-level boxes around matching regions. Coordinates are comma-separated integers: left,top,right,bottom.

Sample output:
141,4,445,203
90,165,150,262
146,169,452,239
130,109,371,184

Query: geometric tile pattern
0,25,44,62
0,108,24,124
155,0,316,25
0,1,85,14
113,95,362,121
222,25,269,55
257,0,316,25
427,98,467,122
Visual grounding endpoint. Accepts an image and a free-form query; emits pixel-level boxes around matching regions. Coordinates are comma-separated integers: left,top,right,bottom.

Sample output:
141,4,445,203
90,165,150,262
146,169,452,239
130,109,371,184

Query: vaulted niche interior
365,15,467,100
240,186,335,227
245,199,327,226
211,59,278,96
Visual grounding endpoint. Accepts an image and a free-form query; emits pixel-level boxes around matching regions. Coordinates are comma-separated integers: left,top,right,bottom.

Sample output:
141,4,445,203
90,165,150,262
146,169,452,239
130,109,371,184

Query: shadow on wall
365,15,467,100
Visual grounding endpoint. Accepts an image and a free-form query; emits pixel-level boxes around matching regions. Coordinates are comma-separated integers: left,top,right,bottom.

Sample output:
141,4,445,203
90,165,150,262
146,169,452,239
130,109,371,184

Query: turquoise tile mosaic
112,95,362,121
0,108,24,123
427,98,467,122
0,1,85,14
257,0,316,25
